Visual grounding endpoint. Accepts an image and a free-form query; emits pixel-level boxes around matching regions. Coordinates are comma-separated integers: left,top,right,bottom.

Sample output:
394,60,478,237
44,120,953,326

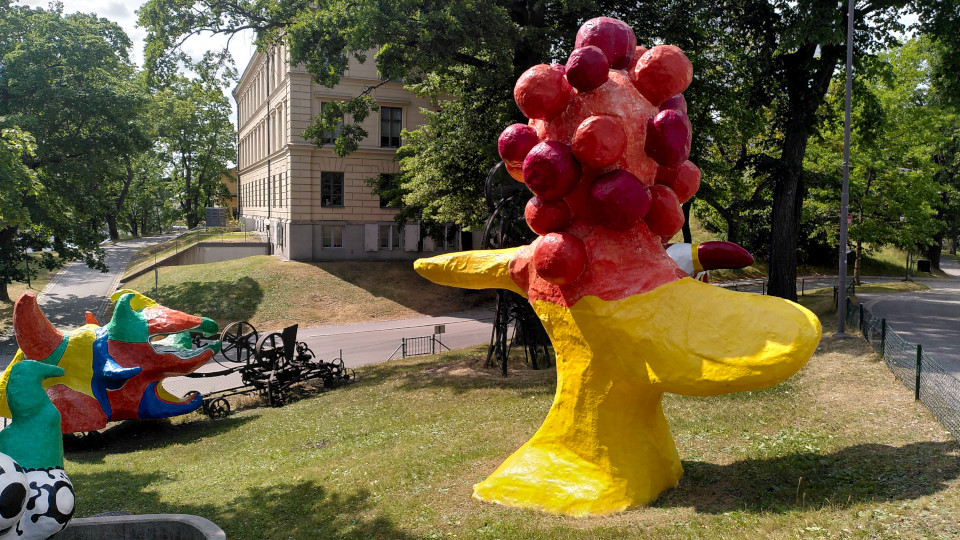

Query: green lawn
64,299,960,539
122,255,495,330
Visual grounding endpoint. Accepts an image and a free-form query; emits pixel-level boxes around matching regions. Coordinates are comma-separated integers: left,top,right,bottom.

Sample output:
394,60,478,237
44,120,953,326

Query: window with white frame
379,224,400,250
322,225,343,248
380,107,402,147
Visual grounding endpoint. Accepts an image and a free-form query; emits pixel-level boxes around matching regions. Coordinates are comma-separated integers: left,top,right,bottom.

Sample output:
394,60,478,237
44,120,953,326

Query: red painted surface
525,197,572,236
494,18,700,307
514,64,573,121
655,160,701,204
523,141,582,201
499,124,540,182
571,115,626,169
574,17,637,70
633,45,694,107
106,341,213,420
698,241,755,270
565,46,610,92
13,292,64,361
140,306,203,336
47,385,106,434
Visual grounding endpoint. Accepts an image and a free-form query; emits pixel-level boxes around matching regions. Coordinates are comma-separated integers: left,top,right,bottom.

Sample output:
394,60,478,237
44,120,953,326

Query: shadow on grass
70,470,420,540
65,414,259,462
349,347,555,397
139,277,263,326
655,441,960,512
318,260,495,316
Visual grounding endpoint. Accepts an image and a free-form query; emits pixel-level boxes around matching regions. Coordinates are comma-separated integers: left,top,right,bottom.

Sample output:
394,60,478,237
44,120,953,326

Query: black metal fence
845,299,960,440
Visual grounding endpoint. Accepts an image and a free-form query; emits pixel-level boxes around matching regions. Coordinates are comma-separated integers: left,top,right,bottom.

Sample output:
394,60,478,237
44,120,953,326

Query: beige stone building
234,45,469,260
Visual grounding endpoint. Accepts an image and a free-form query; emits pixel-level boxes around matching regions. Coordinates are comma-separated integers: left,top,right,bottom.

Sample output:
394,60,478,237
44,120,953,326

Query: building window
380,107,402,147
322,225,343,248
379,224,400,250
377,174,400,208
321,172,344,207
320,102,344,145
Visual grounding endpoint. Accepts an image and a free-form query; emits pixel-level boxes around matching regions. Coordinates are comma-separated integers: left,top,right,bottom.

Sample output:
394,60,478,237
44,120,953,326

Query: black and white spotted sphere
12,468,74,540
0,453,28,538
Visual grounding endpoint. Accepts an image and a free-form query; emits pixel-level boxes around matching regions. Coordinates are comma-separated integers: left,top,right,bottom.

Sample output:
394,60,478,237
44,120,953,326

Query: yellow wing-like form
414,248,525,296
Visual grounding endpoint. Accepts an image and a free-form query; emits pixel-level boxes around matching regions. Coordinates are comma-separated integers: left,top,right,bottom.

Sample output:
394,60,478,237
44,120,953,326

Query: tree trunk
681,201,692,244
767,126,809,301
127,215,139,237
725,213,739,246
0,225,19,303
106,214,120,241
854,238,862,286
926,190,948,270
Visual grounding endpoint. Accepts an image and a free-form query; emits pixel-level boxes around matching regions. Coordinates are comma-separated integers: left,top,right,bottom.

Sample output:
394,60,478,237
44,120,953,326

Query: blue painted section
138,382,202,419
90,327,141,419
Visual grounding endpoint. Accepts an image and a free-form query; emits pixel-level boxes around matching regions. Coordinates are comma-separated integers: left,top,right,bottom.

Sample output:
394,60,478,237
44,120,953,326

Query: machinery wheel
220,321,259,364
204,397,231,419
254,332,286,369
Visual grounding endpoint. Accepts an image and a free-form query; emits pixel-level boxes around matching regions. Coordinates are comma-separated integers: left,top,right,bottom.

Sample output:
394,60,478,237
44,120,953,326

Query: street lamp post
837,0,855,335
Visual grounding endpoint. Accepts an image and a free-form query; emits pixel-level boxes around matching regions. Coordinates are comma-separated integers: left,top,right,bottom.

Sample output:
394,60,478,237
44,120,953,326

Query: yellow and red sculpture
415,17,822,515
0,290,220,433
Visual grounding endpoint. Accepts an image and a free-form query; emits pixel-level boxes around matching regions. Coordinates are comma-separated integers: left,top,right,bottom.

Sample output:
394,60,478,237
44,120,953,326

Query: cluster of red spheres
498,16,703,287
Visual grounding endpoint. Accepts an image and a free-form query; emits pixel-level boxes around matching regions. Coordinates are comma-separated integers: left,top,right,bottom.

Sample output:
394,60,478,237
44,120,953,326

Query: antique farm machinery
188,322,354,418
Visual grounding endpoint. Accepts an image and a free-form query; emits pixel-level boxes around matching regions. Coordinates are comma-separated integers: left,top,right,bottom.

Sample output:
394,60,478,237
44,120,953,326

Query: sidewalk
0,234,175,362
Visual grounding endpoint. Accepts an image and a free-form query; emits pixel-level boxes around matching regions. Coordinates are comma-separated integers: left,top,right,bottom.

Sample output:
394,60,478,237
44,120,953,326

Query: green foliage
0,125,37,232
149,56,237,229
805,38,954,279
0,2,147,298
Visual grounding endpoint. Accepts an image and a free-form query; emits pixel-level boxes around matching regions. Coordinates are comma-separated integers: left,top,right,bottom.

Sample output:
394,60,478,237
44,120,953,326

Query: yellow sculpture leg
473,279,821,515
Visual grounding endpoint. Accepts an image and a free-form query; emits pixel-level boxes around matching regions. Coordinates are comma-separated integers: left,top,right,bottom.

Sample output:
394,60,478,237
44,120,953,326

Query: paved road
163,308,496,399
859,257,960,377
0,234,176,361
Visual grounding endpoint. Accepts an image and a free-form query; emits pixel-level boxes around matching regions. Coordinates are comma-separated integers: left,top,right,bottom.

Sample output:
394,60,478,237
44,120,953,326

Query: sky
15,0,256,125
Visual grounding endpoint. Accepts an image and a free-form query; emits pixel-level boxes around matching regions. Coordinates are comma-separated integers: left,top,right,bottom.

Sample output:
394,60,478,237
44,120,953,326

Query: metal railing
390,335,450,359
845,298,960,440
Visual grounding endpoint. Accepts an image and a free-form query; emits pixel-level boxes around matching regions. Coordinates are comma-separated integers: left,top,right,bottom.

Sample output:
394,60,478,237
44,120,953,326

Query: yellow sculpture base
472,279,821,515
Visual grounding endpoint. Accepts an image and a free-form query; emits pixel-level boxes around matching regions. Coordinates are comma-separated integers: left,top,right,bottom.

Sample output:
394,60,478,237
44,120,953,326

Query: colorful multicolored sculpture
0,290,220,433
0,360,74,539
415,17,822,515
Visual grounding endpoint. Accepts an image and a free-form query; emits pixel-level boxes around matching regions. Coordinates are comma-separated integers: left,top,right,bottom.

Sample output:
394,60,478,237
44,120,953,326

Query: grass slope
122,255,495,330
65,301,959,539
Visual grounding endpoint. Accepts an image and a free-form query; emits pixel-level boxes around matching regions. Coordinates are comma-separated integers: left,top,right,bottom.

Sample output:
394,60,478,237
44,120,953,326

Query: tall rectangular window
321,172,344,207
379,224,400,250
320,102,344,145
380,107,402,147
322,225,343,248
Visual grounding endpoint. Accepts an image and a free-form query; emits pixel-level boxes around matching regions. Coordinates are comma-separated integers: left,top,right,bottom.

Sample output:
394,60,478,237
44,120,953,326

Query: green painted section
0,361,66,469
104,293,149,343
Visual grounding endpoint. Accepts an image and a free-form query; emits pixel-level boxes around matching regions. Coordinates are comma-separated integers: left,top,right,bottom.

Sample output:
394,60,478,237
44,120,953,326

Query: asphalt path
859,257,960,377
0,234,176,361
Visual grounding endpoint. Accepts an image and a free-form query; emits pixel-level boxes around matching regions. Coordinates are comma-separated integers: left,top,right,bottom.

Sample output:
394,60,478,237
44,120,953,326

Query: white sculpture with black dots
0,360,75,539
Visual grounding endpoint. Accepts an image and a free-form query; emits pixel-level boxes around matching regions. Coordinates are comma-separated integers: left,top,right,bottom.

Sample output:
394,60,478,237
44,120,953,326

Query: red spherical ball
654,160,701,203
533,232,588,286
659,94,688,114
572,115,627,169
525,197,572,235
644,109,692,168
633,45,693,107
575,17,637,70
498,124,540,181
565,46,610,92
589,169,651,231
644,184,685,237
522,141,582,201
514,64,574,121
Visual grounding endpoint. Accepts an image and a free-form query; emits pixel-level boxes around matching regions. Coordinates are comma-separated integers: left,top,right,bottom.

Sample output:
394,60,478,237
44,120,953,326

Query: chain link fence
845,299,960,440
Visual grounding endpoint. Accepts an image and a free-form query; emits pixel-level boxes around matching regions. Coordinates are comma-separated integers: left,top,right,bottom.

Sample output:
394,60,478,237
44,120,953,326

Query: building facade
234,45,471,260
